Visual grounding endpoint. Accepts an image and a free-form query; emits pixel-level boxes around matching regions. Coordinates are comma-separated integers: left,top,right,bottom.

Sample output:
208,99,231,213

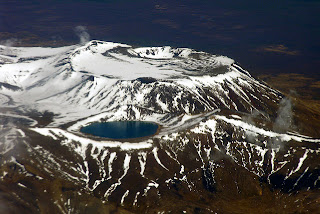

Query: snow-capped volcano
0,40,278,126
0,40,319,213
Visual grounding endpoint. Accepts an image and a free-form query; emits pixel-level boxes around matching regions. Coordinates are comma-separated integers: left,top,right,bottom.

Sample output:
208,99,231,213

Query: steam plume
74,26,90,45
273,97,293,133
0,38,19,55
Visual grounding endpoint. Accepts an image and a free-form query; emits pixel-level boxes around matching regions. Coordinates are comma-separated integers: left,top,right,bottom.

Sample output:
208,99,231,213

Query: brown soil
259,73,320,137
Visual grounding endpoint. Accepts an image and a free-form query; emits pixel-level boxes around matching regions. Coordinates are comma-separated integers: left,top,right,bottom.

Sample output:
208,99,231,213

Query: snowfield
1,41,319,207
1,39,319,145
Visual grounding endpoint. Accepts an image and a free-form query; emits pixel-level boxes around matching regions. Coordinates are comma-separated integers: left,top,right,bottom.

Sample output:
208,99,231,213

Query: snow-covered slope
0,40,319,213
0,40,279,126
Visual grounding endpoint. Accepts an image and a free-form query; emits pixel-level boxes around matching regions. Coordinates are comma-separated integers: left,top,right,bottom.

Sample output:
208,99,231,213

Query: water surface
80,121,158,139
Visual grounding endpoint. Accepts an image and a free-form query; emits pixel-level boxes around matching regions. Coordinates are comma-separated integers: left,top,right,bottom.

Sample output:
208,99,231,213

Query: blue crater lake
80,121,159,139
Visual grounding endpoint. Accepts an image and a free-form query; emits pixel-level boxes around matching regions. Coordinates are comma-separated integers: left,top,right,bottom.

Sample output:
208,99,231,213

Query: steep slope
1,40,281,125
0,40,319,213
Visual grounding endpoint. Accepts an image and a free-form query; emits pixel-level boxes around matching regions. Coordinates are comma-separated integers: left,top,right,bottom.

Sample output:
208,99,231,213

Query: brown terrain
0,37,319,213
259,73,320,138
